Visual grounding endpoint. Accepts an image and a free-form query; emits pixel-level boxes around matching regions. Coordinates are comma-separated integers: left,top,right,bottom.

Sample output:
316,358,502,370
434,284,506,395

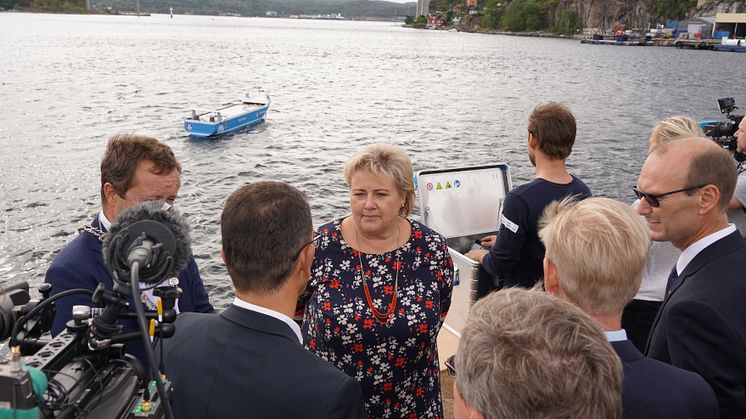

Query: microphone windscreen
103,201,192,280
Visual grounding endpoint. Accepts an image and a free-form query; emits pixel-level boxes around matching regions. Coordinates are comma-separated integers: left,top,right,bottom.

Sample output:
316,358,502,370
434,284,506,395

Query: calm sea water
1,12,744,307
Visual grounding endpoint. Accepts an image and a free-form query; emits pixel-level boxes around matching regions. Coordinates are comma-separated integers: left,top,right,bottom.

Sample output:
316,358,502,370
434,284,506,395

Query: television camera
700,97,744,154
0,201,190,419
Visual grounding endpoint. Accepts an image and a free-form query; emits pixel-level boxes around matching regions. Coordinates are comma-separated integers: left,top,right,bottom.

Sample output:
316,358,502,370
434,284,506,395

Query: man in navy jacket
45,133,213,356
639,138,746,418
542,196,718,419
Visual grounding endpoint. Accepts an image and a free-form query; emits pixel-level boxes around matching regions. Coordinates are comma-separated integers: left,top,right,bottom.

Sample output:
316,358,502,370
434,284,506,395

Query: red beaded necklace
356,223,401,326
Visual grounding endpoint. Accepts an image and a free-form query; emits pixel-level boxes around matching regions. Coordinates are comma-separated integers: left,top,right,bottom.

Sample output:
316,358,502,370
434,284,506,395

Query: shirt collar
604,329,628,342
232,297,303,344
676,224,736,275
98,210,111,232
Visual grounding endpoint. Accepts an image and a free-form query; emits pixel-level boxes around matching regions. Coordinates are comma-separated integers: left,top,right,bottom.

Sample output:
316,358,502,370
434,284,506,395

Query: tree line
1,0,414,18
424,0,700,35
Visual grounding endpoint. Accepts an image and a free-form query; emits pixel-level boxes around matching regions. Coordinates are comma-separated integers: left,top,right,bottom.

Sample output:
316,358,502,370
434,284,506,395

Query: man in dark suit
45,134,213,353
453,287,623,419
636,137,746,418
163,181,365,419
542,196,718,418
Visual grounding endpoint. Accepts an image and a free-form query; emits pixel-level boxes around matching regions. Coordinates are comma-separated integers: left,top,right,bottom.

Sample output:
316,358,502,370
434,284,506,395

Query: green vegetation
473,0,580,34
1,0,415,19
647,0,696,20
0,0,701,32
94,0,414,18
447,0,697,35
3,0,87,13
409,14,427,27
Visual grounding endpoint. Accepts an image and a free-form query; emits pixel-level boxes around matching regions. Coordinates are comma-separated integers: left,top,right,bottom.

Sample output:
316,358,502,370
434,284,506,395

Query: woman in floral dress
300,143,453,418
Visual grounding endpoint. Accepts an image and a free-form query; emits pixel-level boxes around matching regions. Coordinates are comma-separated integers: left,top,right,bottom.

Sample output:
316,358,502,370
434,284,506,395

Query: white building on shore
416,0,430,18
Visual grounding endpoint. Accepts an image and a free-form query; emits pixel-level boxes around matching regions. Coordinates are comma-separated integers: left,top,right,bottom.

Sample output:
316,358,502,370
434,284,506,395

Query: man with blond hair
636,137,746,418
452,287,623,419
541,197,717,418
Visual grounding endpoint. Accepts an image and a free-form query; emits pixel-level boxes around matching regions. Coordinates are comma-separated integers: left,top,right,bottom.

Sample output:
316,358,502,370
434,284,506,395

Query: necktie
665,266,678,296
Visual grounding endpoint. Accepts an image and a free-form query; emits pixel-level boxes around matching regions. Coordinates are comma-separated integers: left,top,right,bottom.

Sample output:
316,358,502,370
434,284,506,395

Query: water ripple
1,13,745,305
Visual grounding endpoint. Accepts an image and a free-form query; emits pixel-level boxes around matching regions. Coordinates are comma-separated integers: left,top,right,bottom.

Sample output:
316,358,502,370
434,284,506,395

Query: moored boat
184,92,270,137
712,38,746,52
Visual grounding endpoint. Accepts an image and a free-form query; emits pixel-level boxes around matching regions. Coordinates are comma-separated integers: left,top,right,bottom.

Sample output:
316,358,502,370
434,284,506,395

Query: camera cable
129,262,175,419
10,288,94,348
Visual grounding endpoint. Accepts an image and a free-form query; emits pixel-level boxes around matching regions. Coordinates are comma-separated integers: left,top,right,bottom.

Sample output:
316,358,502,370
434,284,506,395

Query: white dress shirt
233,297,303,344
604,329,628,343
675,224,736,275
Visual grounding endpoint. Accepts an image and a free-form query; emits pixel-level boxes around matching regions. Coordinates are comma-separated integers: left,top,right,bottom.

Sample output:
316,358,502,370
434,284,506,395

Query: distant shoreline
0,9,406,22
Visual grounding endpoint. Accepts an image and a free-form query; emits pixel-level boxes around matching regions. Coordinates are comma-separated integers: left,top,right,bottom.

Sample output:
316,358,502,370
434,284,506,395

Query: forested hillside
0,0,414,18
2,0,744,28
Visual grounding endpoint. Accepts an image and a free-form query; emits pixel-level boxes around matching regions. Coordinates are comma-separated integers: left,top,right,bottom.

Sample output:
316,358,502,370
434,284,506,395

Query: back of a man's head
221,181,312,294
527,102,576,160
100,133,181,204
539,197,650,316
455,288,623,419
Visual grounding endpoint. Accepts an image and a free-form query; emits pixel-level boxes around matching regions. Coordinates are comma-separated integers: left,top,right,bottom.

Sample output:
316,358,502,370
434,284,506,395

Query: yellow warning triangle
436,182,443,190
445,182,452,189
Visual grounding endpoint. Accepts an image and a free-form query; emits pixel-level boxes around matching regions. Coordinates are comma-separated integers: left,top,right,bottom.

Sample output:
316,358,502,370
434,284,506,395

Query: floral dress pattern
300,218,454,419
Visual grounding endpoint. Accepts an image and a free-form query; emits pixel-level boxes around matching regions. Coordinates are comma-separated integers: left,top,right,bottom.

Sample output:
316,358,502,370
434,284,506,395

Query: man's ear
543,258,561,296
102,182,119,205
528,132,538,149
297,244,315,280
697,184,721,215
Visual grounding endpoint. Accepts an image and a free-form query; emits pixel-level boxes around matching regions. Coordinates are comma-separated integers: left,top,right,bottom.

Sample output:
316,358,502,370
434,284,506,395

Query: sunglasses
632,184,706,208
291,234,321,262
445,354,456,377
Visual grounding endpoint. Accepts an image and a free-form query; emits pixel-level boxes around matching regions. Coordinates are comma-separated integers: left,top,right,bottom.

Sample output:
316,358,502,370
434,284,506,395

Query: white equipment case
415,164,512,337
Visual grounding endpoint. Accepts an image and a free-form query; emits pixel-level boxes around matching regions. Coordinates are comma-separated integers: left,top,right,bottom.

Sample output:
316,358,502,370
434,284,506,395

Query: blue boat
184,93,270,137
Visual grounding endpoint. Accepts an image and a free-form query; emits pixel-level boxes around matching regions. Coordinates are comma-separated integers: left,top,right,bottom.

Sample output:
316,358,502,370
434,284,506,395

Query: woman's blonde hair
649,116,703,147
344,143,415,216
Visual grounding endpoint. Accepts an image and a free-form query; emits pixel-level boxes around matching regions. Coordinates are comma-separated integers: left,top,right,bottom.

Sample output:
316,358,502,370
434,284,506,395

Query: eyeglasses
445,354,456,377
632,184,706,208
291,234,321,262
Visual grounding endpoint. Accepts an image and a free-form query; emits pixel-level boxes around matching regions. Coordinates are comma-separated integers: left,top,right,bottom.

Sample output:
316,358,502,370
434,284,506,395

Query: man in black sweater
466,102,590,293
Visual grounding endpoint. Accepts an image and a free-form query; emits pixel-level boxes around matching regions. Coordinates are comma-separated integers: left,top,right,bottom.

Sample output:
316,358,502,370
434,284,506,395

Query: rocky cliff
556,0,745,30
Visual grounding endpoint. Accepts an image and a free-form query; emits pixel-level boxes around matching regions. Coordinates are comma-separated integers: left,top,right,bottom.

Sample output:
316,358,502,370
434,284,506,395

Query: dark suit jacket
613,339,718,419
163,305,365,419
646,231,746,418
45,216,213,357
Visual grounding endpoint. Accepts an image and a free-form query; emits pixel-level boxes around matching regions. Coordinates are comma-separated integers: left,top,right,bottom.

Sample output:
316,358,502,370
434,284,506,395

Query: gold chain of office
78,225,106,242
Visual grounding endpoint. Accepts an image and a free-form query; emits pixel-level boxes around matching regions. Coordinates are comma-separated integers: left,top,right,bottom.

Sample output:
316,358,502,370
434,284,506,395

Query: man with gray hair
541,197,717,418
636,138,746,418
452,287,623,419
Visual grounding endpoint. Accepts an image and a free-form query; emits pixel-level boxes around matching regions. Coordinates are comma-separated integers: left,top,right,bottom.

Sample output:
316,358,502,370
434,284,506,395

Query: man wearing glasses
163,181,365,419
637,137,746,418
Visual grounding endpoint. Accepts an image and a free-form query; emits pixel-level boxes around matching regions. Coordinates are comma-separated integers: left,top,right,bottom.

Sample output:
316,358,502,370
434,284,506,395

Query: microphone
103,201,192,285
